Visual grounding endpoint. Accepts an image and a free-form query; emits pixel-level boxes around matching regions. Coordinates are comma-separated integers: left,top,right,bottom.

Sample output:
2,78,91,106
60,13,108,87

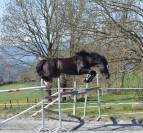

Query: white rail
0,86,46,93
101,88,143,90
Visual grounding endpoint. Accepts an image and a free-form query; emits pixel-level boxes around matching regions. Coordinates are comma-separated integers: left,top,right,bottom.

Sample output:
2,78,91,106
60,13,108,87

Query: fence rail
101,88,143,90
0,86,46,93
97,87,143,119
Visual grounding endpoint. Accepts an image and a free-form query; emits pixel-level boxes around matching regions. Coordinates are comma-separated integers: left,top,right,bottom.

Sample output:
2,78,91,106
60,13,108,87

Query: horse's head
76,50,110,79
97,57,110,79
90,52,110,79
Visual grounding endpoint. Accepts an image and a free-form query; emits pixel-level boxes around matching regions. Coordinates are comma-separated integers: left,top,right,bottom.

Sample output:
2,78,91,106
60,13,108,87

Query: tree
1,0,64,58
1,0,143,88
1,0,66,95
95,0,143,65
95,0,143,86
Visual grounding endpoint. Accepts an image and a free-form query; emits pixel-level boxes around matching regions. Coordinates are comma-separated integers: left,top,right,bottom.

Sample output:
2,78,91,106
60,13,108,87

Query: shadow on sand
88,117,143,131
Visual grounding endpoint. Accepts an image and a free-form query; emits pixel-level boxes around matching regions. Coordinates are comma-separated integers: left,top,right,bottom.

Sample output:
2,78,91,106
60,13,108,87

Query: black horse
36,50,110,83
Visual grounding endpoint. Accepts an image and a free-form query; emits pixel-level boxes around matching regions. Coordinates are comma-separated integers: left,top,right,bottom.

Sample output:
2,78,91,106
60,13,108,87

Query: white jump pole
97,89,101,121
96,74,101,121
53,78,69,133
53,78,61,132
39,79,50,132
40,79,45,131
32,96,58,117
83,83,88,119
73,81,77,116
96,74,99,87
58,78,62,129
0,86,45,93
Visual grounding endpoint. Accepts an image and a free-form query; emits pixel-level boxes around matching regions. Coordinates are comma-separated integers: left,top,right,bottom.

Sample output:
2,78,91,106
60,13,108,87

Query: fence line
97,87,143,120
101,88,143,90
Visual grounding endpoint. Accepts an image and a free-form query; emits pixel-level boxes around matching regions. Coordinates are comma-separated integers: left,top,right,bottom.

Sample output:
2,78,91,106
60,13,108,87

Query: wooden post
4,103,7,110
10,100,12,109
26,97,29,103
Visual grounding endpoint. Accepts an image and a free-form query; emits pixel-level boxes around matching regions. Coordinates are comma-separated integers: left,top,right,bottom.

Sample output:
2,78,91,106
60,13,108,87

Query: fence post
4,103,7,110
96,74,101,121
16,100,20,109
97,89,101,121
39,79,50,132
73,81,77,116
9,100,12,109
53,78,69,132
83,83,88,118
58,78,62,129
96,74,99,87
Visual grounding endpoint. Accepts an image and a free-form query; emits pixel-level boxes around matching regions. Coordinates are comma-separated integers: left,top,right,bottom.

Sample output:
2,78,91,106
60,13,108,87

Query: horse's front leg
79,69,96,83
84,70,96,83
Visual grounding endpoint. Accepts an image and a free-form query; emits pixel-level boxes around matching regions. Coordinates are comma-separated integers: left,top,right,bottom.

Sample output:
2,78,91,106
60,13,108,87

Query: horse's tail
36,59,47,77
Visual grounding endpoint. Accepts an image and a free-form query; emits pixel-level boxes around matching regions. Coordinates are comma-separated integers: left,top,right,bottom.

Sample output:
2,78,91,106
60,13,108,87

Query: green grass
0,82,39,89
110,70,143,88
0,82,40,103
0,90,40,103
124,71,143,87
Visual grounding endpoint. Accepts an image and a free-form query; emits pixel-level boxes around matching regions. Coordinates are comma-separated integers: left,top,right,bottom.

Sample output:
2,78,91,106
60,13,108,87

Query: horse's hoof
84,79,89,83
90,71,96,76
84,78,92,83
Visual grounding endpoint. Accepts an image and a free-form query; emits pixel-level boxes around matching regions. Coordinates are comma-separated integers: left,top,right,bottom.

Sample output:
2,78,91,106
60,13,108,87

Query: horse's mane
75,50,107,64
75,50,89,57
75,50,103,58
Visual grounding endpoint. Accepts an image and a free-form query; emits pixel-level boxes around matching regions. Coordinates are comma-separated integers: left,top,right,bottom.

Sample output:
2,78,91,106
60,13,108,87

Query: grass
111,70,143,88
0,82,40,104
124,71,143,88
0,81,39,89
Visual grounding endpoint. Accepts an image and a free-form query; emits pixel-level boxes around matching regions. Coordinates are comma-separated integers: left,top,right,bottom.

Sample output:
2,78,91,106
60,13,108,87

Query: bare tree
1,0,66,95
95,0,143,65
95,0,143,86
1,0,143,88
1,0,64,58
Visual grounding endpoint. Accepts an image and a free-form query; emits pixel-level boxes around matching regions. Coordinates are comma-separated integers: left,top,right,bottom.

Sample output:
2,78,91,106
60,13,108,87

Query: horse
36,50,110,83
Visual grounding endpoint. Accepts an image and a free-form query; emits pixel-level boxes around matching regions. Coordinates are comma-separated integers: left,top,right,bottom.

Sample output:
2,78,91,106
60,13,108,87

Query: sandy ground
0,117,143,133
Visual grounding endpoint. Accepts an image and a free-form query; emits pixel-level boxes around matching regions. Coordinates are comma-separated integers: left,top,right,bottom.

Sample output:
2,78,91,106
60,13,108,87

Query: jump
36,50,110,83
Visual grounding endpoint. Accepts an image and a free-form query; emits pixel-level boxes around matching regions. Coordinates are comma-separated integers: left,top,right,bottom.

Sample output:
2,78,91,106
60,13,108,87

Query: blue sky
0,0,7,18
